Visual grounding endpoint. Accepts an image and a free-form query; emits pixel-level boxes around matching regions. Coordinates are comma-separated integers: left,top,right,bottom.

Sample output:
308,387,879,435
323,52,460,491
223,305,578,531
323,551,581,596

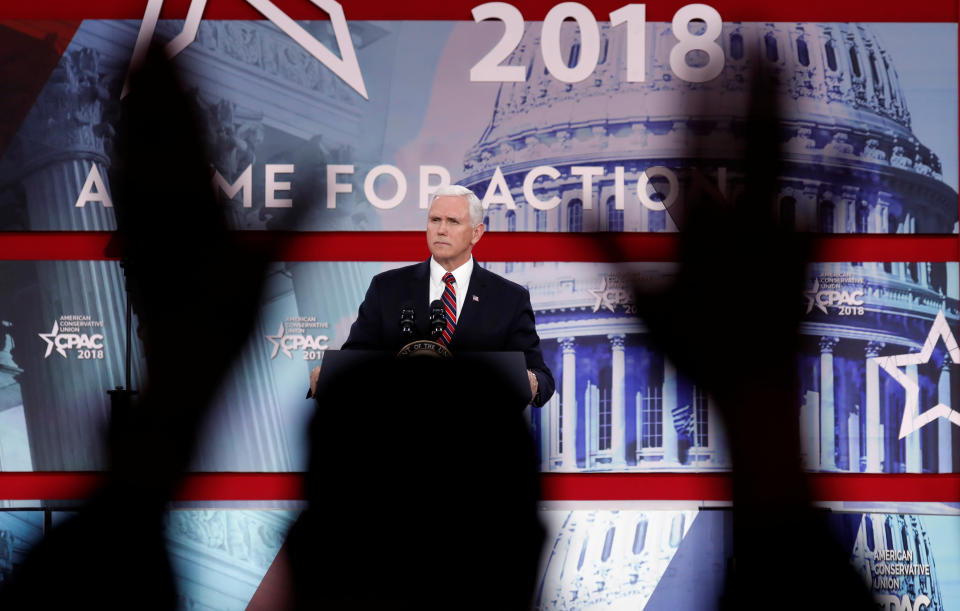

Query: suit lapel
451,261,486,348
411,259,431,338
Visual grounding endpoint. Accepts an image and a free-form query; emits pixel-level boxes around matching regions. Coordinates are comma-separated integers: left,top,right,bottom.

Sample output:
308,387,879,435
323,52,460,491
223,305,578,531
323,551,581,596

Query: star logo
588,278,617,313
38,321,66,358
873,310,960,439
804,278,827,314
266,323,288,359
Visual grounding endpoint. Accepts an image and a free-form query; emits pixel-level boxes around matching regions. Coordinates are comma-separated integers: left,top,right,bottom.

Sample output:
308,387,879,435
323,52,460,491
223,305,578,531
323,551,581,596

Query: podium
312,349,532,408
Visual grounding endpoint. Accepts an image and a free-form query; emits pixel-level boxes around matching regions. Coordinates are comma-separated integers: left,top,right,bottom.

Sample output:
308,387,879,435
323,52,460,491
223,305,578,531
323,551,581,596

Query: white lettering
481,166,516,210
637,166,679,211
571,166,603,209
364,164,407,210
212,164,252,207
419,165,451,209
74,164,113,208
265,164,294,208
614,166,626,210
523,166,561,210
326,164,354,209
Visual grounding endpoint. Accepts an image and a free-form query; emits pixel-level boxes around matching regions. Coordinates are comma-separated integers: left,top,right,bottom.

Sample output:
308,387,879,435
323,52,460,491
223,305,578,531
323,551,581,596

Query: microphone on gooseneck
399,303,415,338
429,300,445,341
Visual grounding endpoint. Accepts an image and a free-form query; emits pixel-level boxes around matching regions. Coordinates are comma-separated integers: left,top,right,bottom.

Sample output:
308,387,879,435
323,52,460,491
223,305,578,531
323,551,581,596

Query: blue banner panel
1,259,957,473
0,21,955,233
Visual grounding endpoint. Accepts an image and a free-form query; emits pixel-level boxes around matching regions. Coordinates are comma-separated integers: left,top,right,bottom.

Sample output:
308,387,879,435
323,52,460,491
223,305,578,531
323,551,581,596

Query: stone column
662,357,679,464
918,262,929,289
800,182,820,231
819,336,839,470
865,341,884,471
540,394,553,471
848,407,861,472
609,334,627,467
905,364,922,472
560,337,578,470
839,186,859,233
938,361,953,473
8,49,142,470
800,390,820,470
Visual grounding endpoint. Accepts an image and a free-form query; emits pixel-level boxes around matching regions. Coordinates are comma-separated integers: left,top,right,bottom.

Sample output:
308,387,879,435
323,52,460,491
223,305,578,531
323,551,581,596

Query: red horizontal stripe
0,472,303,501
0,232,957,262
540,473,960,502
0,472,957,503
0,0,954,21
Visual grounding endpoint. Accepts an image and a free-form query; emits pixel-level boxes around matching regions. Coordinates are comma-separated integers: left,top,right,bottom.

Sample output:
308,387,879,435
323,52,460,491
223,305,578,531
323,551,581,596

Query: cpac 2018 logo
38,321,105,359
803,278,865,316
265,322,329,360
875,593,931,611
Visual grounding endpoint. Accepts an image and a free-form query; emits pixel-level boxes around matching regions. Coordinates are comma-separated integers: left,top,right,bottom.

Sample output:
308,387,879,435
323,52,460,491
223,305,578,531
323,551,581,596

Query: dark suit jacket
342,259,555,406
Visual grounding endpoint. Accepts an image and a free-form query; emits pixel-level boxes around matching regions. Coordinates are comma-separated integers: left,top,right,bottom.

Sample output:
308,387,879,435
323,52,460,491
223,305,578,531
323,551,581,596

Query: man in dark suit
316,185,554,407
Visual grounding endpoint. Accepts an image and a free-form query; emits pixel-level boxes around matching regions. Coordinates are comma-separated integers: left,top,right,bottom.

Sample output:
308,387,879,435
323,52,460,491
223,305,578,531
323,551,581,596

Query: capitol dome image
462,22,956,235
464,23,960,474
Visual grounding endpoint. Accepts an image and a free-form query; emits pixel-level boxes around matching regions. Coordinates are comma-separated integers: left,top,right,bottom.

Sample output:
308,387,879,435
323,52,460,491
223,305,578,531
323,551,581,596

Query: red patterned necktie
440,272,457,345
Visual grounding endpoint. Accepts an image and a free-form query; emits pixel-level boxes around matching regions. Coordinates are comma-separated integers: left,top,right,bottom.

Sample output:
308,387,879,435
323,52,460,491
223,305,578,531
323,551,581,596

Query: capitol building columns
905,364,922,473
819,336,839,470
938,360,953,473
609,334,627,468
865,341,884,471
559,337,578,470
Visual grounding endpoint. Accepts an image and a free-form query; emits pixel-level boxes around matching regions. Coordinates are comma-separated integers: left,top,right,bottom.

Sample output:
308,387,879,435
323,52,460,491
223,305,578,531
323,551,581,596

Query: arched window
865,517,875,550
780,196,796,230
601,527,616,562
849,47,862,77
869,53,881,91
764,33,779,62
506,210,516,232
640,386,662,448
856,202,869,233
825,41,838,71
819,200,835,233
632,518,647,554
567,199,583,232
906,262,918,283
692,386,709,448
576,537,588,570
606,197,624,232
599,37,609,64
598,366,612,450
884,519,895,550
730,33,744,60
568,43,580,68
535,209,547,232
483,215,490,229
669,514,685,548
796,38,810,66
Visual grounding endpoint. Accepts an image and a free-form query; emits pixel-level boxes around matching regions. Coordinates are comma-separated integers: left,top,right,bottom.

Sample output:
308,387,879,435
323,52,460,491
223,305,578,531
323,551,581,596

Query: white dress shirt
429,256,473,319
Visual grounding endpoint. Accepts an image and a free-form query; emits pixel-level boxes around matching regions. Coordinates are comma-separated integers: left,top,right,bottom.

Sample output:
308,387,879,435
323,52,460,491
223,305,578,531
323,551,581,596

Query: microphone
429,299,445,341
399,303,415,337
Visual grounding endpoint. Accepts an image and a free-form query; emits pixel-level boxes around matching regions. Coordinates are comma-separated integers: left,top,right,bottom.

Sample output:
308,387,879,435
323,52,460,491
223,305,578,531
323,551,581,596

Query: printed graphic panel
0,21,955,233
7,508,952,610
1,260,957,472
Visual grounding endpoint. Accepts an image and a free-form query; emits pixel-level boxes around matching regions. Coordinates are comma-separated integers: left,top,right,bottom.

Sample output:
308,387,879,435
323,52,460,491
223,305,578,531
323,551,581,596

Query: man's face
427,195,484,270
